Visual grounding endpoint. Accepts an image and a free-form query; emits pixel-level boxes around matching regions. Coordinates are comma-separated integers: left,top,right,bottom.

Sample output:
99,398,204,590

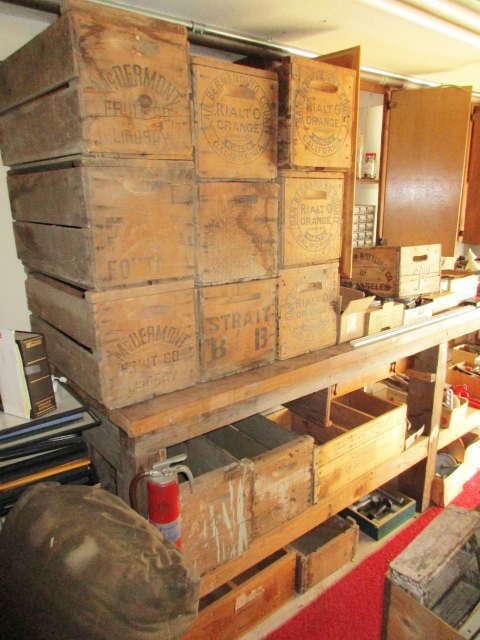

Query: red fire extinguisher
129,453,194,549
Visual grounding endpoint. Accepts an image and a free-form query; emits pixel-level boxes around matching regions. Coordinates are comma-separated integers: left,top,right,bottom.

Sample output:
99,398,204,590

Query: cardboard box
403,300,433,326
338,287,375,343
440,395,468,430
441,270,478,299
366,301,404,335
431,432,480,506
446,363,480,399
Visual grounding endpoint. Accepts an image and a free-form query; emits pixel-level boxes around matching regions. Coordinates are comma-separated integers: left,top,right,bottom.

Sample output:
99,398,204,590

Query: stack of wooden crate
0,0,199,409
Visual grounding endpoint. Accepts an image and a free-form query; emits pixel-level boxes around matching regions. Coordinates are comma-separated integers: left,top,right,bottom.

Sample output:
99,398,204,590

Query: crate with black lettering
0,0,192,165
197,279,277,381
27,274,197,409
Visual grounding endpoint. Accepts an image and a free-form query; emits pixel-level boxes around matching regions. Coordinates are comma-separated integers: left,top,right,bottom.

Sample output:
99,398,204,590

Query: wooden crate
279,171,343,267
207,415,314,537
451,343,480,366
182,549,296,640
10,158,194,289
0,0,192,165
352,244,441,298
446,363,480,399
27,274,197,409
191,56,278,180
288,515,358,593
197,278,277,381
271,56,355,170
278,263,339,359
196,182,278,285
287,389,407,502
169,437,254,577
431,432,480,506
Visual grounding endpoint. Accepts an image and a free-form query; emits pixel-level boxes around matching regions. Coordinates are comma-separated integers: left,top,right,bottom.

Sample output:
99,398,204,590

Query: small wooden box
287,389,408,502
366,301,405,335
278,263,339,359
208,415,314,536
0,0,192,165
169,437,254,577
344,489,416,540
352,244,441,298
279,171,343,267
182,549,296,640
196,182,278,285
288,515,359,593
431,432,480,506
271,56,355,170
197,279,277,381
27,274,197,409
10,158,194,289
191,56,277,180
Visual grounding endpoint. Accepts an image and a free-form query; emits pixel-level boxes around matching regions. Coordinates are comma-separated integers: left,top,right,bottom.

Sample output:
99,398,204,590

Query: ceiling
1,0,480,91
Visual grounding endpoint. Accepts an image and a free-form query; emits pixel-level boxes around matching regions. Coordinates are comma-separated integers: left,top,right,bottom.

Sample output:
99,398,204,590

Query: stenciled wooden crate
352,244,441,298
279,171,343,267
10,158,194,289
288,515,358,593
197,278,277,381
207,415,314,537
278,262,339,359
270,56,355,170
181,549,296,640
27,274,197,409
191,55,278,180
286,389,408,502
196,181,278,285
0,0,192,165
168,436,254,577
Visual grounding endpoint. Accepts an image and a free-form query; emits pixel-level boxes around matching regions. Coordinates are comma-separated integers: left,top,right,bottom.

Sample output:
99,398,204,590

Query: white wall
0,2,54,330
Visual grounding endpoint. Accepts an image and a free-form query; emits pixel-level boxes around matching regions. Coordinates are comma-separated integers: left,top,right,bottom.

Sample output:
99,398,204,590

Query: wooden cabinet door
318,46,361,277
382,86,471,255
462,106,480,244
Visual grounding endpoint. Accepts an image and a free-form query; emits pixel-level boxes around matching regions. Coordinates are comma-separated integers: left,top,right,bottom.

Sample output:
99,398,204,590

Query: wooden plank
382,86,471,255
463,106,480,243
109,307,480,441
196,182,278,285
191,56,277,180
199,438,428,597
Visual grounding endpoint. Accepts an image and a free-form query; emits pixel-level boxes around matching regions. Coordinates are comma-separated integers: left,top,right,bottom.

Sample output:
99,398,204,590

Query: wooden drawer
278,263,339,359
169,437,254,576
270,56,355,170
191,56,277,180
10,158,194,289
207,415,314,537
431,432,480,506
0,0,192,164
288,515,358,593
28,274,197,409
182,549,296,640
196,182,279,285
197,279,277,381
278,171,343,267
352,244,441,298
287,389,407,501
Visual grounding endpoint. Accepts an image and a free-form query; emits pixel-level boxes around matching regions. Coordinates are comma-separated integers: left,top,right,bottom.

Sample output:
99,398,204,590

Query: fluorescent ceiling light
357,0,480,47
405,0,480,34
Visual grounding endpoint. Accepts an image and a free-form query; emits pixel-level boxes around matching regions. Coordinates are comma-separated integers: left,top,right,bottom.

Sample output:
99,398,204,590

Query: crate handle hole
413,255,428,262
309,81,338,93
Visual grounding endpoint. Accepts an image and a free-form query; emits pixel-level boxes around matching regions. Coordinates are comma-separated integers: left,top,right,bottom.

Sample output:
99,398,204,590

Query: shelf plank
110,308,480,446
199,437,429,597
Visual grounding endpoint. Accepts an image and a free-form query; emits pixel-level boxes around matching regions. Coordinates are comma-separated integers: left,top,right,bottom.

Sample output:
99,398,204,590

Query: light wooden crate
28,274,197,409
0,0,192,165
191,55,278,180
196,181,278,285
10,158,195,289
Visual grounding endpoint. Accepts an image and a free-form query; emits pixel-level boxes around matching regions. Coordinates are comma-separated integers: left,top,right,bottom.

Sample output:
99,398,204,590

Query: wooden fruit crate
181,549,296,640
207,415,314,537
278,262,339,359
197,278,277,381
10,158,194,289
0,0,192,165
352,244,441,298
196,181,278,285
288,515,358,593
191,55,278,180
27,274,197,409
286,389,408,502
271,56,355,170
279,171,343,267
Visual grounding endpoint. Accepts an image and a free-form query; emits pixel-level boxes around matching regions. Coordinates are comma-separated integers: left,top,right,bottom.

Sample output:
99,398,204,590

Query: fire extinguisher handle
174,465,194,493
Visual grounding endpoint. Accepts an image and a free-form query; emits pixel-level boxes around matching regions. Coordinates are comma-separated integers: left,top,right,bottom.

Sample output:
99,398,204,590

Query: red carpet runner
266,472,480,640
